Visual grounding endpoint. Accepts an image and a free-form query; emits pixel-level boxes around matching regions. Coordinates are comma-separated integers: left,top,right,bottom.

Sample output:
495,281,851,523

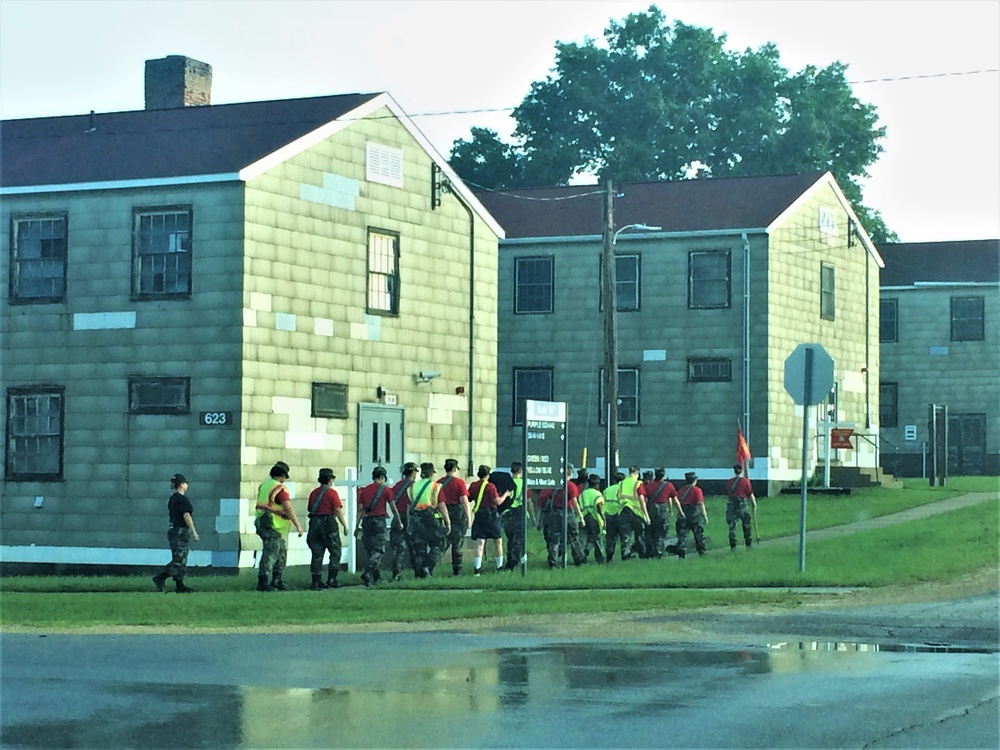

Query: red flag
736,427,752,469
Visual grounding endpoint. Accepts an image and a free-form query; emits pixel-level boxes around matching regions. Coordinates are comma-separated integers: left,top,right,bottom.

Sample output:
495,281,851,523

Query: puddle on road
5,641,994,748
767,640,996,654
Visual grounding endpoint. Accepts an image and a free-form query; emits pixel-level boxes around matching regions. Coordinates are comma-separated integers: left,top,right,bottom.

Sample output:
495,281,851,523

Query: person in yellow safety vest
617,465,650,560
406,462,451,578
602,471,625,562
254,462,304,591
578,473,606,563
498,461,533,572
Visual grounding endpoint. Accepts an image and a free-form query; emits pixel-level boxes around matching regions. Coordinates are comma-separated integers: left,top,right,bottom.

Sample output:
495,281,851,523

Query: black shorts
471,508,503,540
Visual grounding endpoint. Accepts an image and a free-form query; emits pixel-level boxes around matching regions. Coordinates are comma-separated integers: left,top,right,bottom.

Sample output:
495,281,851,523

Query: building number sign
199,411,233,426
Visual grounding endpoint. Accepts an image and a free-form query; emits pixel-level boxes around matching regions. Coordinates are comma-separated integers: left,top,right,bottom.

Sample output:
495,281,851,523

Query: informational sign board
830,428,854,449
523,399,567,490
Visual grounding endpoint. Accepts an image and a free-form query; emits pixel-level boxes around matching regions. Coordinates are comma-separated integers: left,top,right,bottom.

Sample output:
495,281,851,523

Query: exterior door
357,404,405,482
948,413,986,475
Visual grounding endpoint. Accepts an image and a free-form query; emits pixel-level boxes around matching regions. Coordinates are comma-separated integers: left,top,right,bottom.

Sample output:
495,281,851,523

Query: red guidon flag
736,428,752,469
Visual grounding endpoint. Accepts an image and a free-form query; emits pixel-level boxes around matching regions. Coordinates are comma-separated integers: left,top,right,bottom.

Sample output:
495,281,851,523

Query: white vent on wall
819,206,837,235
366,142,403,187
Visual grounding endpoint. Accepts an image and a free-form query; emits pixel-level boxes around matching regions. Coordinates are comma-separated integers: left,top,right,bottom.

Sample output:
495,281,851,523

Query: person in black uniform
152,473,199,593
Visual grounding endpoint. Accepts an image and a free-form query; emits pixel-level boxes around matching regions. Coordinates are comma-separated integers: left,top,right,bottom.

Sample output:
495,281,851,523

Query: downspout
741,233,751,441
454,193,476,475
865,245,871,429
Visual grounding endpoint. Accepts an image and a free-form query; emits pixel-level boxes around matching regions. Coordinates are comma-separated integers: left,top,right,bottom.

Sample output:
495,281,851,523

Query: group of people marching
153,458,757,594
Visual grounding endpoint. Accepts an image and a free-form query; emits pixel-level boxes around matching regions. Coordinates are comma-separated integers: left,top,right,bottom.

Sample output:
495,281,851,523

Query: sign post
784,343,835,572
523,399,568,575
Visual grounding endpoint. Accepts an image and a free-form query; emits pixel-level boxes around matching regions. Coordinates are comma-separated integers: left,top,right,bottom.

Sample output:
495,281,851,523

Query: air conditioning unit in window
168,232,191,252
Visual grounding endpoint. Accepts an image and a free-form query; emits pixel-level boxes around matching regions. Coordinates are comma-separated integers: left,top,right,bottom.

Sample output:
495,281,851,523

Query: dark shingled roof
0,93,381,187
474,172,827,238
878,240,1000,286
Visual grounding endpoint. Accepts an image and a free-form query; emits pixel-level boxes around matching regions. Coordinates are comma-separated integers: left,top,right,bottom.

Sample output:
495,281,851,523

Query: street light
602,179,661,479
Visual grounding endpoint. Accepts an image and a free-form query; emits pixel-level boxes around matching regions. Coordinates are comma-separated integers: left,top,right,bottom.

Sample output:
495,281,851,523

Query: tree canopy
449,6,896,242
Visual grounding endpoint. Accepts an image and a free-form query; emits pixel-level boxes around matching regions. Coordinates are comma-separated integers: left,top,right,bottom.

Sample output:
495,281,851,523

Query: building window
6,388,63,480
880,298,898,343
688,251,730,309
687,357,732,382
598,367,640,425
880,382,898,428
950,296,984,341
133,207,192,298
312,382,348,419
513,368,553,425
514,256,554,314
367,230,400,315
10,214,68,302
366,142,403,187
820,264,836,321
129,377,190,415
600,254,640,311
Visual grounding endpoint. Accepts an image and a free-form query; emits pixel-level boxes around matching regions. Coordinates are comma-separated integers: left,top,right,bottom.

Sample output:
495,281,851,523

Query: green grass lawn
1,481,995,630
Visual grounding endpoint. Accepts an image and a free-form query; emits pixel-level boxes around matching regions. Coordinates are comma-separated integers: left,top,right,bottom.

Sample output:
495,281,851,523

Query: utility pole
602,179,619,479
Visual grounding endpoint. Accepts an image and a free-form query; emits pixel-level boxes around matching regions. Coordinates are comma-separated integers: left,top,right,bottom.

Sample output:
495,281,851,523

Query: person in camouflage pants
406,462,450,577
389,463,419,579
578,473,606,563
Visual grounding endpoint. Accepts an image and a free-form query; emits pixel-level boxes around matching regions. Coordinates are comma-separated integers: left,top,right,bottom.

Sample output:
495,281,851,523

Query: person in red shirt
667,471,709,558
306,468,348,590
355,467,400,586
389,462,419,580
436,458,472,575
644,467,678,558
468,464,509,575
725,464,757,550
540,465,586,568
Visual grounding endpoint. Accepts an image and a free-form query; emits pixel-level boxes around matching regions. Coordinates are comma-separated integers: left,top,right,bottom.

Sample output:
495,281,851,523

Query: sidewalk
766,491,997,546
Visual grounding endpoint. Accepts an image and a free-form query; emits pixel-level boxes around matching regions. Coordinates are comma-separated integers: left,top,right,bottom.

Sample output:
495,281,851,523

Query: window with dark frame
598,367,640,425
312,382,349,419
6,388,63,480
687,357,733,382
880,382,899,428
514,256,554,314
133,207,192,297
820,263,836,321
880,298,898,343
10,214,68,302
688,250,730,309
513,367,553,425
367,230,400,315
950,296,985,341
128,377,190,415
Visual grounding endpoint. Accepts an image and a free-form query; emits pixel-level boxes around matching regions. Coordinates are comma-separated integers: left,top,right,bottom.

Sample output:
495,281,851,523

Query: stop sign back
784,344,835,406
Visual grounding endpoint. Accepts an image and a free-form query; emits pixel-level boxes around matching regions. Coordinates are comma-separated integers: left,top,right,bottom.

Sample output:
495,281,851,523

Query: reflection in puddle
768,640,996,654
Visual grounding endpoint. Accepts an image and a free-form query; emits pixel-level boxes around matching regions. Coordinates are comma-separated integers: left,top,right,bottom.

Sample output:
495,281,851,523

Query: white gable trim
767,171,884,268
239,92,504,238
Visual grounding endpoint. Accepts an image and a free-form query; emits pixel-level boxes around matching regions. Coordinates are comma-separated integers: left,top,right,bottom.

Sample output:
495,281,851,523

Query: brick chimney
144,55,212,110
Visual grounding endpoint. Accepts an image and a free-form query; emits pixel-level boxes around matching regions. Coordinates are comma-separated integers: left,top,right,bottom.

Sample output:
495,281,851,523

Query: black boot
152,572,168,592
175,579,194,593
271,574,287,591
326,574,340,589
310,574,326,591
257,575,273,592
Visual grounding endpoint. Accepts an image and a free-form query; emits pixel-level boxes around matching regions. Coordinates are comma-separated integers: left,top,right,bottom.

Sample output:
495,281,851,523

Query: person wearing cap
618,465,650,560
389,462,419,580
254,463,304,591
725,464,757,550
497,461,533,571
578,473,606,563
538,464,586,568
437,458,472,576
407,462,450,578
152,473,199,593
468,464,509,575
602,471,625,562
668,471,709,558
644,468,678,558
306,468,347,590
355,466,400,587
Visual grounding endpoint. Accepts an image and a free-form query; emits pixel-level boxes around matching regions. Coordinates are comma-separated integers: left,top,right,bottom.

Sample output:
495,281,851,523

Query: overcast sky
1,0,997,243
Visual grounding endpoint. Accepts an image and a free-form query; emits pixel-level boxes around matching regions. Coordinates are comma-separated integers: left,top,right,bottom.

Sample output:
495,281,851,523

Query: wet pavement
3,623,998,749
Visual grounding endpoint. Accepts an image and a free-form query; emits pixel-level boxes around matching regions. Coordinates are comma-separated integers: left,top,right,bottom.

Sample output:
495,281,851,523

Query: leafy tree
449,5,896,242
